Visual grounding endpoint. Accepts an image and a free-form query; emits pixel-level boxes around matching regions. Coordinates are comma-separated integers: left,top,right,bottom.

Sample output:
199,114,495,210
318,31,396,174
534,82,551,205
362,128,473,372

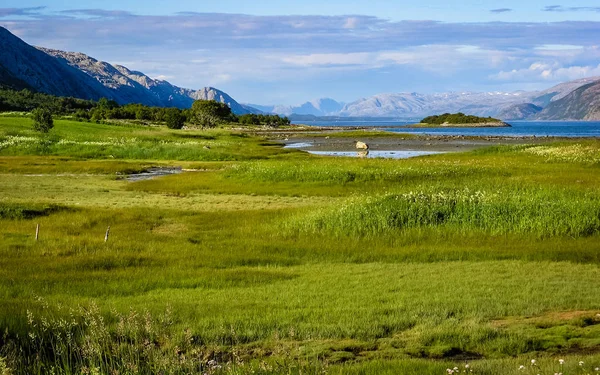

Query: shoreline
404,121,511,128
259,126,575,153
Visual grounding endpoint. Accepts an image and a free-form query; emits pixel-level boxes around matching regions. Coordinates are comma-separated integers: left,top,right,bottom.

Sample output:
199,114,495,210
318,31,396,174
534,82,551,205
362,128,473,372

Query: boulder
355,141,369,150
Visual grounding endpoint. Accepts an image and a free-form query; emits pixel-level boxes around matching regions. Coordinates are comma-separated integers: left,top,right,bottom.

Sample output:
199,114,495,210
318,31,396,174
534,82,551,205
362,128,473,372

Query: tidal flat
1,117,600,374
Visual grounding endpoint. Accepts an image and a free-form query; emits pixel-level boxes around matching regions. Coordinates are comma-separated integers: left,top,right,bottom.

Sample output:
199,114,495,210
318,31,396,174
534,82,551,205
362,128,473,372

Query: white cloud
281,52,373,66
491,62,600,82
343,17,360,29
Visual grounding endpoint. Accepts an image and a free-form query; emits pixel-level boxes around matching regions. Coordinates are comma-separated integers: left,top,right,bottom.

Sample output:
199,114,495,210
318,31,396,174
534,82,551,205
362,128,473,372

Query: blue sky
1,1,600,104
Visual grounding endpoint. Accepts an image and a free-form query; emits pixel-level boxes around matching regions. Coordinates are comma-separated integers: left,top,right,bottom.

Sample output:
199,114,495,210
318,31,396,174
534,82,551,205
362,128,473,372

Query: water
292,120,600,137
125,167,182,181
306,150,444,159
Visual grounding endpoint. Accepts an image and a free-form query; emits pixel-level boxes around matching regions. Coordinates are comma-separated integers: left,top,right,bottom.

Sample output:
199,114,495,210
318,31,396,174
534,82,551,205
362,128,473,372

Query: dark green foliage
0,203,66,219
238,113,291,127
421,112,501,124
165,107,186,129
30,108,54,132
0,89,287,129
190,100,236,127
86,103,185,124
0,89,95,113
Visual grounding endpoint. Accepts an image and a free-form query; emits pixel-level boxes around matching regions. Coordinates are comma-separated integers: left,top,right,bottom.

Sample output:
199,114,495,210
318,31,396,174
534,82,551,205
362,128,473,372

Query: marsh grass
2,116,600,373
287,187,600,238
0,117,293,161
0,203,70,220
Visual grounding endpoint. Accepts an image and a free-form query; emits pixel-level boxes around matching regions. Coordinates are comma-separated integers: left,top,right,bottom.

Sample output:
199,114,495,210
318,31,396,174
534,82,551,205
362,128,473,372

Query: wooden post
35,224,39,241
105,226,110,242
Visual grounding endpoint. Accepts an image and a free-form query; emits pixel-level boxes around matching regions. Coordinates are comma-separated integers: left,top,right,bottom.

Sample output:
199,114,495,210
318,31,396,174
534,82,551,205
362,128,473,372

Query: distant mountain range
0,26,259,114
249,98,345,116
1,25,599,120
252,77,600,120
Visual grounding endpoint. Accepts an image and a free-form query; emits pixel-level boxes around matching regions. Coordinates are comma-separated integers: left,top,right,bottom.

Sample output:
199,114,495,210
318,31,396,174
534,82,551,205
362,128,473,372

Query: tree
165,108,186,129
31,108,54,133
135,107,152,121
190,100,234,128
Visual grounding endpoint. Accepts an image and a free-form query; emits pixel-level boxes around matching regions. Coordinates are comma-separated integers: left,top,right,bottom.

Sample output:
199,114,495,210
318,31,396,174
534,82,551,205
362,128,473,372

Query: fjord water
294,120,600,137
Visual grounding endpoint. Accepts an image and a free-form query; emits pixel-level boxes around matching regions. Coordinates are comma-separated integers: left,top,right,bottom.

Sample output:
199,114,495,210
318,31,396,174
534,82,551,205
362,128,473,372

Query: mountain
536,81,600,120
0,26,257,114
0,26,115,100
530,77,600,107
330,79,599,118
497,103,543,120
245,98,344,116
39,48,258,114
338,91,533,118
190,87,260,115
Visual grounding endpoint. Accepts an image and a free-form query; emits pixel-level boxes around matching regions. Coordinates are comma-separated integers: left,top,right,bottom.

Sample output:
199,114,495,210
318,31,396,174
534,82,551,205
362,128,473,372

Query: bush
165,108,186,129
31,108,54,132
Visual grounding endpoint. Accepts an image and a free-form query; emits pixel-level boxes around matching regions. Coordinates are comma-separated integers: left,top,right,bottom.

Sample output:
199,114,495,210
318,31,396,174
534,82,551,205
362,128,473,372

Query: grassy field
1,116,600,374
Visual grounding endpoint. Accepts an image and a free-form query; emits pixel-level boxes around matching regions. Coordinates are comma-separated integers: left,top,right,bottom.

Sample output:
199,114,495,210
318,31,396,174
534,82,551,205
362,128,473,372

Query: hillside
536,81,600,120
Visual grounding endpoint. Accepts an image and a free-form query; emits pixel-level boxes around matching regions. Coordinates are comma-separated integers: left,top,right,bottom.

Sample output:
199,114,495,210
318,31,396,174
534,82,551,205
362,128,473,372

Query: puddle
284,142,314,148
125,167,183,181
306,150,444,159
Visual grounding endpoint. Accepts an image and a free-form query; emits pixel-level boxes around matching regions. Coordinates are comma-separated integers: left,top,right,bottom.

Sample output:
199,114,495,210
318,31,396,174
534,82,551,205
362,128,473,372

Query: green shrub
30,108,54,133
165,108,186,129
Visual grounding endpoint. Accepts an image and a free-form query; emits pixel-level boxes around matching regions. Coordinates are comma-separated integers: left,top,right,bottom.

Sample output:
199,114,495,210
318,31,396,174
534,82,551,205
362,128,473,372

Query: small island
408,112,511,128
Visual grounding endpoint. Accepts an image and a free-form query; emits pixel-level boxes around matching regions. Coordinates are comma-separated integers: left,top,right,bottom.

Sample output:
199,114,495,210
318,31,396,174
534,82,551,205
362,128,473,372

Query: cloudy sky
1,0,600,105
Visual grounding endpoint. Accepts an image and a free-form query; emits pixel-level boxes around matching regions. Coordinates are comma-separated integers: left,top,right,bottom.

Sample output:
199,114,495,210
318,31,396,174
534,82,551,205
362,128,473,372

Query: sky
1,1,600,105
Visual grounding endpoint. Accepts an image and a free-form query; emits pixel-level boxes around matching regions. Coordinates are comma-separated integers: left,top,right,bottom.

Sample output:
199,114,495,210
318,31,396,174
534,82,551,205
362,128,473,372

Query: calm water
304,150,443,159
293,120,600,137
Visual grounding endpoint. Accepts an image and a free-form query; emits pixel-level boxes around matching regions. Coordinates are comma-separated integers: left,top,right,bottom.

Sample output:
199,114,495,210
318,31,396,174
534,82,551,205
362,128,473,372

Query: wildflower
465,364,470,369
579,361,584,366
531,359,537,365
520,365,526,370
559,359,565,365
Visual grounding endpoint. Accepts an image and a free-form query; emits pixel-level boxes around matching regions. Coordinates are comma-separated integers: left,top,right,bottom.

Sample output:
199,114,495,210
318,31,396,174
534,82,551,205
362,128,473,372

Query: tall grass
288,187,600,238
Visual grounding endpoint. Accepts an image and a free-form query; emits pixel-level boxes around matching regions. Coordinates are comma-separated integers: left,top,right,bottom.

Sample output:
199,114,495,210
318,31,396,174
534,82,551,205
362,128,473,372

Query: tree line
0,88,290,129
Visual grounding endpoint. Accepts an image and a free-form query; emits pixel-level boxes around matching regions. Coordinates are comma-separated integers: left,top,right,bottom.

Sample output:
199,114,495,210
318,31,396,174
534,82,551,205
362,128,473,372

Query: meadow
1,116,600,374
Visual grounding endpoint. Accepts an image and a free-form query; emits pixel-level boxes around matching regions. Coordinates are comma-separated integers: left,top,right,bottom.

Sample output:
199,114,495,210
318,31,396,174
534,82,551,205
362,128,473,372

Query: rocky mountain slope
0,26,257,114
497,103,543,120
529,77,600,107
536,81,600,120
0,27,115,100
39,47,257,114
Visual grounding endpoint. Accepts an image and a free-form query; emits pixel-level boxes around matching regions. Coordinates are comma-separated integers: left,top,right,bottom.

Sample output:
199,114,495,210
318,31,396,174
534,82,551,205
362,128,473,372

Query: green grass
1,116,600,374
